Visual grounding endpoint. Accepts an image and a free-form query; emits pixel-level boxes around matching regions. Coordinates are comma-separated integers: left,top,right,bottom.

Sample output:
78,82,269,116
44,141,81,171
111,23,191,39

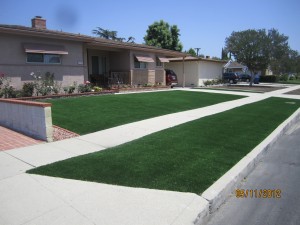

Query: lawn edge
195,107,300,225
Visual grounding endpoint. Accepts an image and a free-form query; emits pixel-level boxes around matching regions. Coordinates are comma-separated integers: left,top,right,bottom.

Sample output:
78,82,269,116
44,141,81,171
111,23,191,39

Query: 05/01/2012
235,189,281,198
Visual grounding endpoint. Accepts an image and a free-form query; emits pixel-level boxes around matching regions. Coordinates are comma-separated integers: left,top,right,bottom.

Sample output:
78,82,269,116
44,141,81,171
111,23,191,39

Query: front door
91,56,107,85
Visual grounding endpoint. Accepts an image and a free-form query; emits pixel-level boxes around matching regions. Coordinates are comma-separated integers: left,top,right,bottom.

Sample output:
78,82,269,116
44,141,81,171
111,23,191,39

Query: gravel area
53,125,80,141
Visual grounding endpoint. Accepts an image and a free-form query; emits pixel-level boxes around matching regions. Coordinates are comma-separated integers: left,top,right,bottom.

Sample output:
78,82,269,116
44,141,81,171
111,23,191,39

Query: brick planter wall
0,99,53,142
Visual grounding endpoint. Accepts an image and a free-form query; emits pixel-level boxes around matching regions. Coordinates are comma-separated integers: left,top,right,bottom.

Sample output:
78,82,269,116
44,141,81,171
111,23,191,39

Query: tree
93,27,135,43
268,28,291,74
127,36,135,43
225,29,271,86
221,48,229,60
186,48,197,57
144,20,183,51
92,27,111,39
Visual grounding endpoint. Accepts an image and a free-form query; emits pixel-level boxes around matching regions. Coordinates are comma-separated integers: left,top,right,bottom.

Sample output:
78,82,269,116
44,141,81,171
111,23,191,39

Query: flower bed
15,90,119,101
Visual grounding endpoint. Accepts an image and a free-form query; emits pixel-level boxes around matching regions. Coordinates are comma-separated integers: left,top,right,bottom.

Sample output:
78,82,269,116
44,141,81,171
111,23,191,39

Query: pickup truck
222,72,239,84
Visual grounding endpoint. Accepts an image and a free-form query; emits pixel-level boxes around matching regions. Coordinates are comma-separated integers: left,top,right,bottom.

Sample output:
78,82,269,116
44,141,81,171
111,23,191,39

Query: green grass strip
28,97,300,194
46,91,243,134
278,80,300,84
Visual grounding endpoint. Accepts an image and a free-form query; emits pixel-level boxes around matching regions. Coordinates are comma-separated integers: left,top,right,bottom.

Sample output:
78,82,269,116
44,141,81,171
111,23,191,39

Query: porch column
130,70,133,86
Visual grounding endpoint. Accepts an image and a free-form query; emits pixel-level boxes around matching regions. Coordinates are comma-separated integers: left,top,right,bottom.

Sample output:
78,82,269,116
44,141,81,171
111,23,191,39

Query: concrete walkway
1,84,300,225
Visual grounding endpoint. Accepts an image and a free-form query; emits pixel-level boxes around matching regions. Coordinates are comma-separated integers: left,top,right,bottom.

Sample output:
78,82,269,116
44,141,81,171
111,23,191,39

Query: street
205,122,300,225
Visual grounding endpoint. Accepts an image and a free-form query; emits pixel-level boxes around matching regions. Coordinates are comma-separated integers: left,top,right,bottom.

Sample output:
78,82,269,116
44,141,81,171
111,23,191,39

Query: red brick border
0,98,51,107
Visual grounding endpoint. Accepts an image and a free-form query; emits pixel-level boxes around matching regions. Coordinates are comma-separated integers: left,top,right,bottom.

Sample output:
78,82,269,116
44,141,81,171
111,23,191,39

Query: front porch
86,46,166,88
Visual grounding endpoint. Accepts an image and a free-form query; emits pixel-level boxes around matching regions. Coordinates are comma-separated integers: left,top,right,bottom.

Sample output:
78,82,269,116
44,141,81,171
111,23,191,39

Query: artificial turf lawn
28,97,300,194
46,91,243,134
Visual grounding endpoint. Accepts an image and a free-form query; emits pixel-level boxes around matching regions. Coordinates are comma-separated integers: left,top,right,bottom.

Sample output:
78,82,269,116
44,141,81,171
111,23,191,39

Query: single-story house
166,56,227,87
0,16,187,89
223,60,247,73
223,60,273,76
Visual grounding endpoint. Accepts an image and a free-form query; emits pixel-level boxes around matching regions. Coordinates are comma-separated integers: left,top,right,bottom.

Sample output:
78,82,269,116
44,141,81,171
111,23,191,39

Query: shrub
52,81,62,94
259,75,279,83
68,85,75,94
0,75,15,98
78,81,92,93
279,74,289,81
93,86,102,92
22,82,35,97
203,79,222,86
203,80,212,86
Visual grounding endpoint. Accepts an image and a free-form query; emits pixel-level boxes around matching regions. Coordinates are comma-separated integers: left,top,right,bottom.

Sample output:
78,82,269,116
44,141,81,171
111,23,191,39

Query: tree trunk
249,71,254,86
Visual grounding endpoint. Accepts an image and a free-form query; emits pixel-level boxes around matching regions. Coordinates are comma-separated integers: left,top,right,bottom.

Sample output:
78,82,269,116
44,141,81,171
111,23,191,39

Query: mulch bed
15,90,118,101
285,89,300,95
53,125,80,142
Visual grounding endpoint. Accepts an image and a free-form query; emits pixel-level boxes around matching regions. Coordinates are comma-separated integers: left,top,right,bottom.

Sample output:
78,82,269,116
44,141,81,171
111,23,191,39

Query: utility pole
194,48,201,57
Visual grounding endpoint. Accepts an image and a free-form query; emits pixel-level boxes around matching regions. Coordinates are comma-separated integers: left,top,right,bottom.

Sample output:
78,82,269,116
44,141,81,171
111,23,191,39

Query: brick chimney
31,16,46,29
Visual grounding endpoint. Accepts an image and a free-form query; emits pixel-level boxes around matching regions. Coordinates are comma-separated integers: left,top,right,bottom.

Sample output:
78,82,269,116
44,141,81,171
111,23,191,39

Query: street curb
194,107,300,225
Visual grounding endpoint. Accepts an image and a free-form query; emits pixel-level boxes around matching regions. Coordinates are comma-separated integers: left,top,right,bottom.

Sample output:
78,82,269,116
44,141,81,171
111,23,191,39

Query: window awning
135,55,154,63
23,43,68,55
157,57,169,62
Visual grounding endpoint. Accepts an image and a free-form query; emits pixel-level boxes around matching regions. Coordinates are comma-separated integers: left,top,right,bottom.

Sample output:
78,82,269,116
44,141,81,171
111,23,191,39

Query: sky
1,0,299,58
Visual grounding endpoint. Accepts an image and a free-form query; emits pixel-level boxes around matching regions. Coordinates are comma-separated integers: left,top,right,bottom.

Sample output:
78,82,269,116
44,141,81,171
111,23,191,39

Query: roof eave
0,26,94,42
88,40,188,57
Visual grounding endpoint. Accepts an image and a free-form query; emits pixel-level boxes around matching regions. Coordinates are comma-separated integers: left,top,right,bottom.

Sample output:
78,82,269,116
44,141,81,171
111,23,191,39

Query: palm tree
127,36,135,43
92,27,135,43
92,27,111,39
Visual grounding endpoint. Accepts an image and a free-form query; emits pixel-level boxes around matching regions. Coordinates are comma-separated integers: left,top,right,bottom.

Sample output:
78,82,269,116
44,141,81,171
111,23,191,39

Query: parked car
238,73,252,82
222,72,239,84
165,69,178,88
254,74,260,84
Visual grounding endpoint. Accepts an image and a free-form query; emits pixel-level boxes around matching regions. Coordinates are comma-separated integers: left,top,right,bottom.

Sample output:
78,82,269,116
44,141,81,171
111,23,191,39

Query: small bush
259,75,279,83
93,86,102,92
280,74,289,81
78,82,92,93
203,79,223,86
68,86,75,94
22,82,35,97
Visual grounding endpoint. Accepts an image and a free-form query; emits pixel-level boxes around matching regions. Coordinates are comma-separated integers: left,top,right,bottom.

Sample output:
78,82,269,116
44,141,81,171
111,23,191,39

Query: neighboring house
166,56,227,87
223,60,247,73
223,60,273,76
0,16,186,89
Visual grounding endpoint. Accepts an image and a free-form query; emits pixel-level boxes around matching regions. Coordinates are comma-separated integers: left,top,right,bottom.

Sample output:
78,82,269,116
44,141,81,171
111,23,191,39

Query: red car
165,69,178,88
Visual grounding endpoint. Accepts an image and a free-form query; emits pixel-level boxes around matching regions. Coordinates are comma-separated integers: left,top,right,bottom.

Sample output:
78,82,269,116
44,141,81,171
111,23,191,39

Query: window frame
156,57,163,67
134,58,147,69
26,53,62,64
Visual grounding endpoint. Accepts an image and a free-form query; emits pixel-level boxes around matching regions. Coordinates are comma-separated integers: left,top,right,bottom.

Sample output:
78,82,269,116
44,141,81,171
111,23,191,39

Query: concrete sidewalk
1,84,300,225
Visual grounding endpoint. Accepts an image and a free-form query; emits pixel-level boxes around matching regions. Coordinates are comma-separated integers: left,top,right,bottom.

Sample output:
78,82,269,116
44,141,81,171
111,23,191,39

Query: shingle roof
0,24,187,57
225,61,246,68
168,56,227,63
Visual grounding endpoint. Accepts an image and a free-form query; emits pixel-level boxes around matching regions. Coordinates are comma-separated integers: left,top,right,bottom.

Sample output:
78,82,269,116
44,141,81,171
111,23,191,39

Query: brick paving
0,126,44,151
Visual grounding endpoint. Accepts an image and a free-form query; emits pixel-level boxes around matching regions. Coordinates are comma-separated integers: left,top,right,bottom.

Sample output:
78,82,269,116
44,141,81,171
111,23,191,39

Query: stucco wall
166,61,199,87
0,99,53,142
130,51,165,85
198,61,225,85
131,70,148,85
167,60,225,87
0,33,86,89
110,51,130,71
155,70,166,85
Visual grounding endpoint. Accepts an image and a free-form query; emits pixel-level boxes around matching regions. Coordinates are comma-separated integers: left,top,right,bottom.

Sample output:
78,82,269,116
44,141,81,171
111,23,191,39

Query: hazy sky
1,0,299,57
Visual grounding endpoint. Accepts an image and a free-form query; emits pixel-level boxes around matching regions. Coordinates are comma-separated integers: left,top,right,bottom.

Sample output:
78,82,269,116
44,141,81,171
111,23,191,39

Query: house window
156,57,162,67
26,53,61,64
134,58,147,69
